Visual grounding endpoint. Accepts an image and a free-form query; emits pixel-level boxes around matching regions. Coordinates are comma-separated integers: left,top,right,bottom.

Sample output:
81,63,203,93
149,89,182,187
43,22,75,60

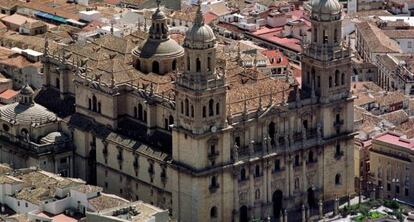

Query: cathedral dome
184,24,216,46
0,103,57,125
311,0,342,21
184,4,215,49
135,38,184,59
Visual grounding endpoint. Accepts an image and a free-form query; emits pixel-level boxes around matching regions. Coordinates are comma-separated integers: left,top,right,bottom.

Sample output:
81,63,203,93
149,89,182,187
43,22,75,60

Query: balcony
209,184,220,193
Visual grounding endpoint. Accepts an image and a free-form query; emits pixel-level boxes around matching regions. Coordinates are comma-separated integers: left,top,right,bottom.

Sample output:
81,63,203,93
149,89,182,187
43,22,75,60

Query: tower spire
194,0,204,26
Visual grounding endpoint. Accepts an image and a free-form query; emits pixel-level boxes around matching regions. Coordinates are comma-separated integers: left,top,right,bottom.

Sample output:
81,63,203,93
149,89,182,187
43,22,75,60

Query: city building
0,84,73,176
39,0,356,221
370,132,414,202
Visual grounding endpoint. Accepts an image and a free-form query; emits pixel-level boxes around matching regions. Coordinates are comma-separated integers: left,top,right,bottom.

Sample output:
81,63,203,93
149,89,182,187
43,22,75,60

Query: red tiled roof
0,89,18,100
204,11,218,24
374,132,414,150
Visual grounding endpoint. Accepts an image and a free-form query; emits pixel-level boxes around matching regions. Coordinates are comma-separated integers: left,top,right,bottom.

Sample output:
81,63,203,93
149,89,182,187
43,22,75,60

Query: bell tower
301,0,355,202
301,0,351,103
174,2,227,136
171,2,232,221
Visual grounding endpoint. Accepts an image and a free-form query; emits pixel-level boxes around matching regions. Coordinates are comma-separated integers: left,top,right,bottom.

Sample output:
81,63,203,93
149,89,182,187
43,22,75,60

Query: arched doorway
172,59,177,71
268,122,276,145
272,190,283,217
307,187,316,208
152,61,160,74
239,205,248,222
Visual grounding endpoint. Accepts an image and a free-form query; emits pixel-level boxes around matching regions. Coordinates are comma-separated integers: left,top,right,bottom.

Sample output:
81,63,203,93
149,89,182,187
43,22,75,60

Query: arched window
152,61,159,74
323,30,327,44
185,99,189,116
216,102,220,115
56,78,60,89
314,28,317,42
335,174,341,185
335,70,340,86
187,56,190,71
341,73,345,85
202,106,206,118
143,110,147,123
240,168,246,181
209,99,214,116
169,115,174,129
172,59,177,71
210,206,217,218
329,76,332,88
207,57,211,71
92,95,97,112
134,106,137,118
180,101,184,114
196,58,201,72
88,98,91,110
308,150,314,162
334,29,338,43
211,176,217,187
255,165,260,177
303,119,308,130
307,72,310,84
97,102,101,113
191,105,194,117
138,104,143,120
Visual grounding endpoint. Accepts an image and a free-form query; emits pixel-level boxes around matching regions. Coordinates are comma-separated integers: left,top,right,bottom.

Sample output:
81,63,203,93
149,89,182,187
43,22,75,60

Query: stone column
334,197,339,216
289,158,294,196
284,156,290,198
318,199,323,219
233,168,239,215
283,209,287,222
306,206,310,221
301,205,306,222
302,152,307,193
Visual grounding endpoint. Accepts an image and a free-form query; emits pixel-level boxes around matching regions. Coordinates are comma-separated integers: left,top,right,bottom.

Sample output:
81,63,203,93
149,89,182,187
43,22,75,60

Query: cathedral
38,0,355,221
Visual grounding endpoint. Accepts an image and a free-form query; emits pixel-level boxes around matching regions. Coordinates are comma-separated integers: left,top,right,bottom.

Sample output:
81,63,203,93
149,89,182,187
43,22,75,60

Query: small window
2,124,9,132
216,102,220,115
210,206,217,218
240,168,246,180
335,173,341,185
202,106,206,118
209,99,214,116
274,159,280,171
255,165,260,177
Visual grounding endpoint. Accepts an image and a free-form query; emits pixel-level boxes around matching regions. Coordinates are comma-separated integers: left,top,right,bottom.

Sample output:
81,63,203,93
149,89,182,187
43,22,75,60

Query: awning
66,19,86,27
35,12,67,24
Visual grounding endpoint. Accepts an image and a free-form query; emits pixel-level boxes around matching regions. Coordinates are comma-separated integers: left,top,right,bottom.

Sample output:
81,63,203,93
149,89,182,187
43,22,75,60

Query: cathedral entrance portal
239,205,248,222
272,190,283,218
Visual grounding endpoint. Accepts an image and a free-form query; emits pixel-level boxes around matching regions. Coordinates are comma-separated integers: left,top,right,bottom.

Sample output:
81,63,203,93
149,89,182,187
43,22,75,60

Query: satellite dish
211,126,217,133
